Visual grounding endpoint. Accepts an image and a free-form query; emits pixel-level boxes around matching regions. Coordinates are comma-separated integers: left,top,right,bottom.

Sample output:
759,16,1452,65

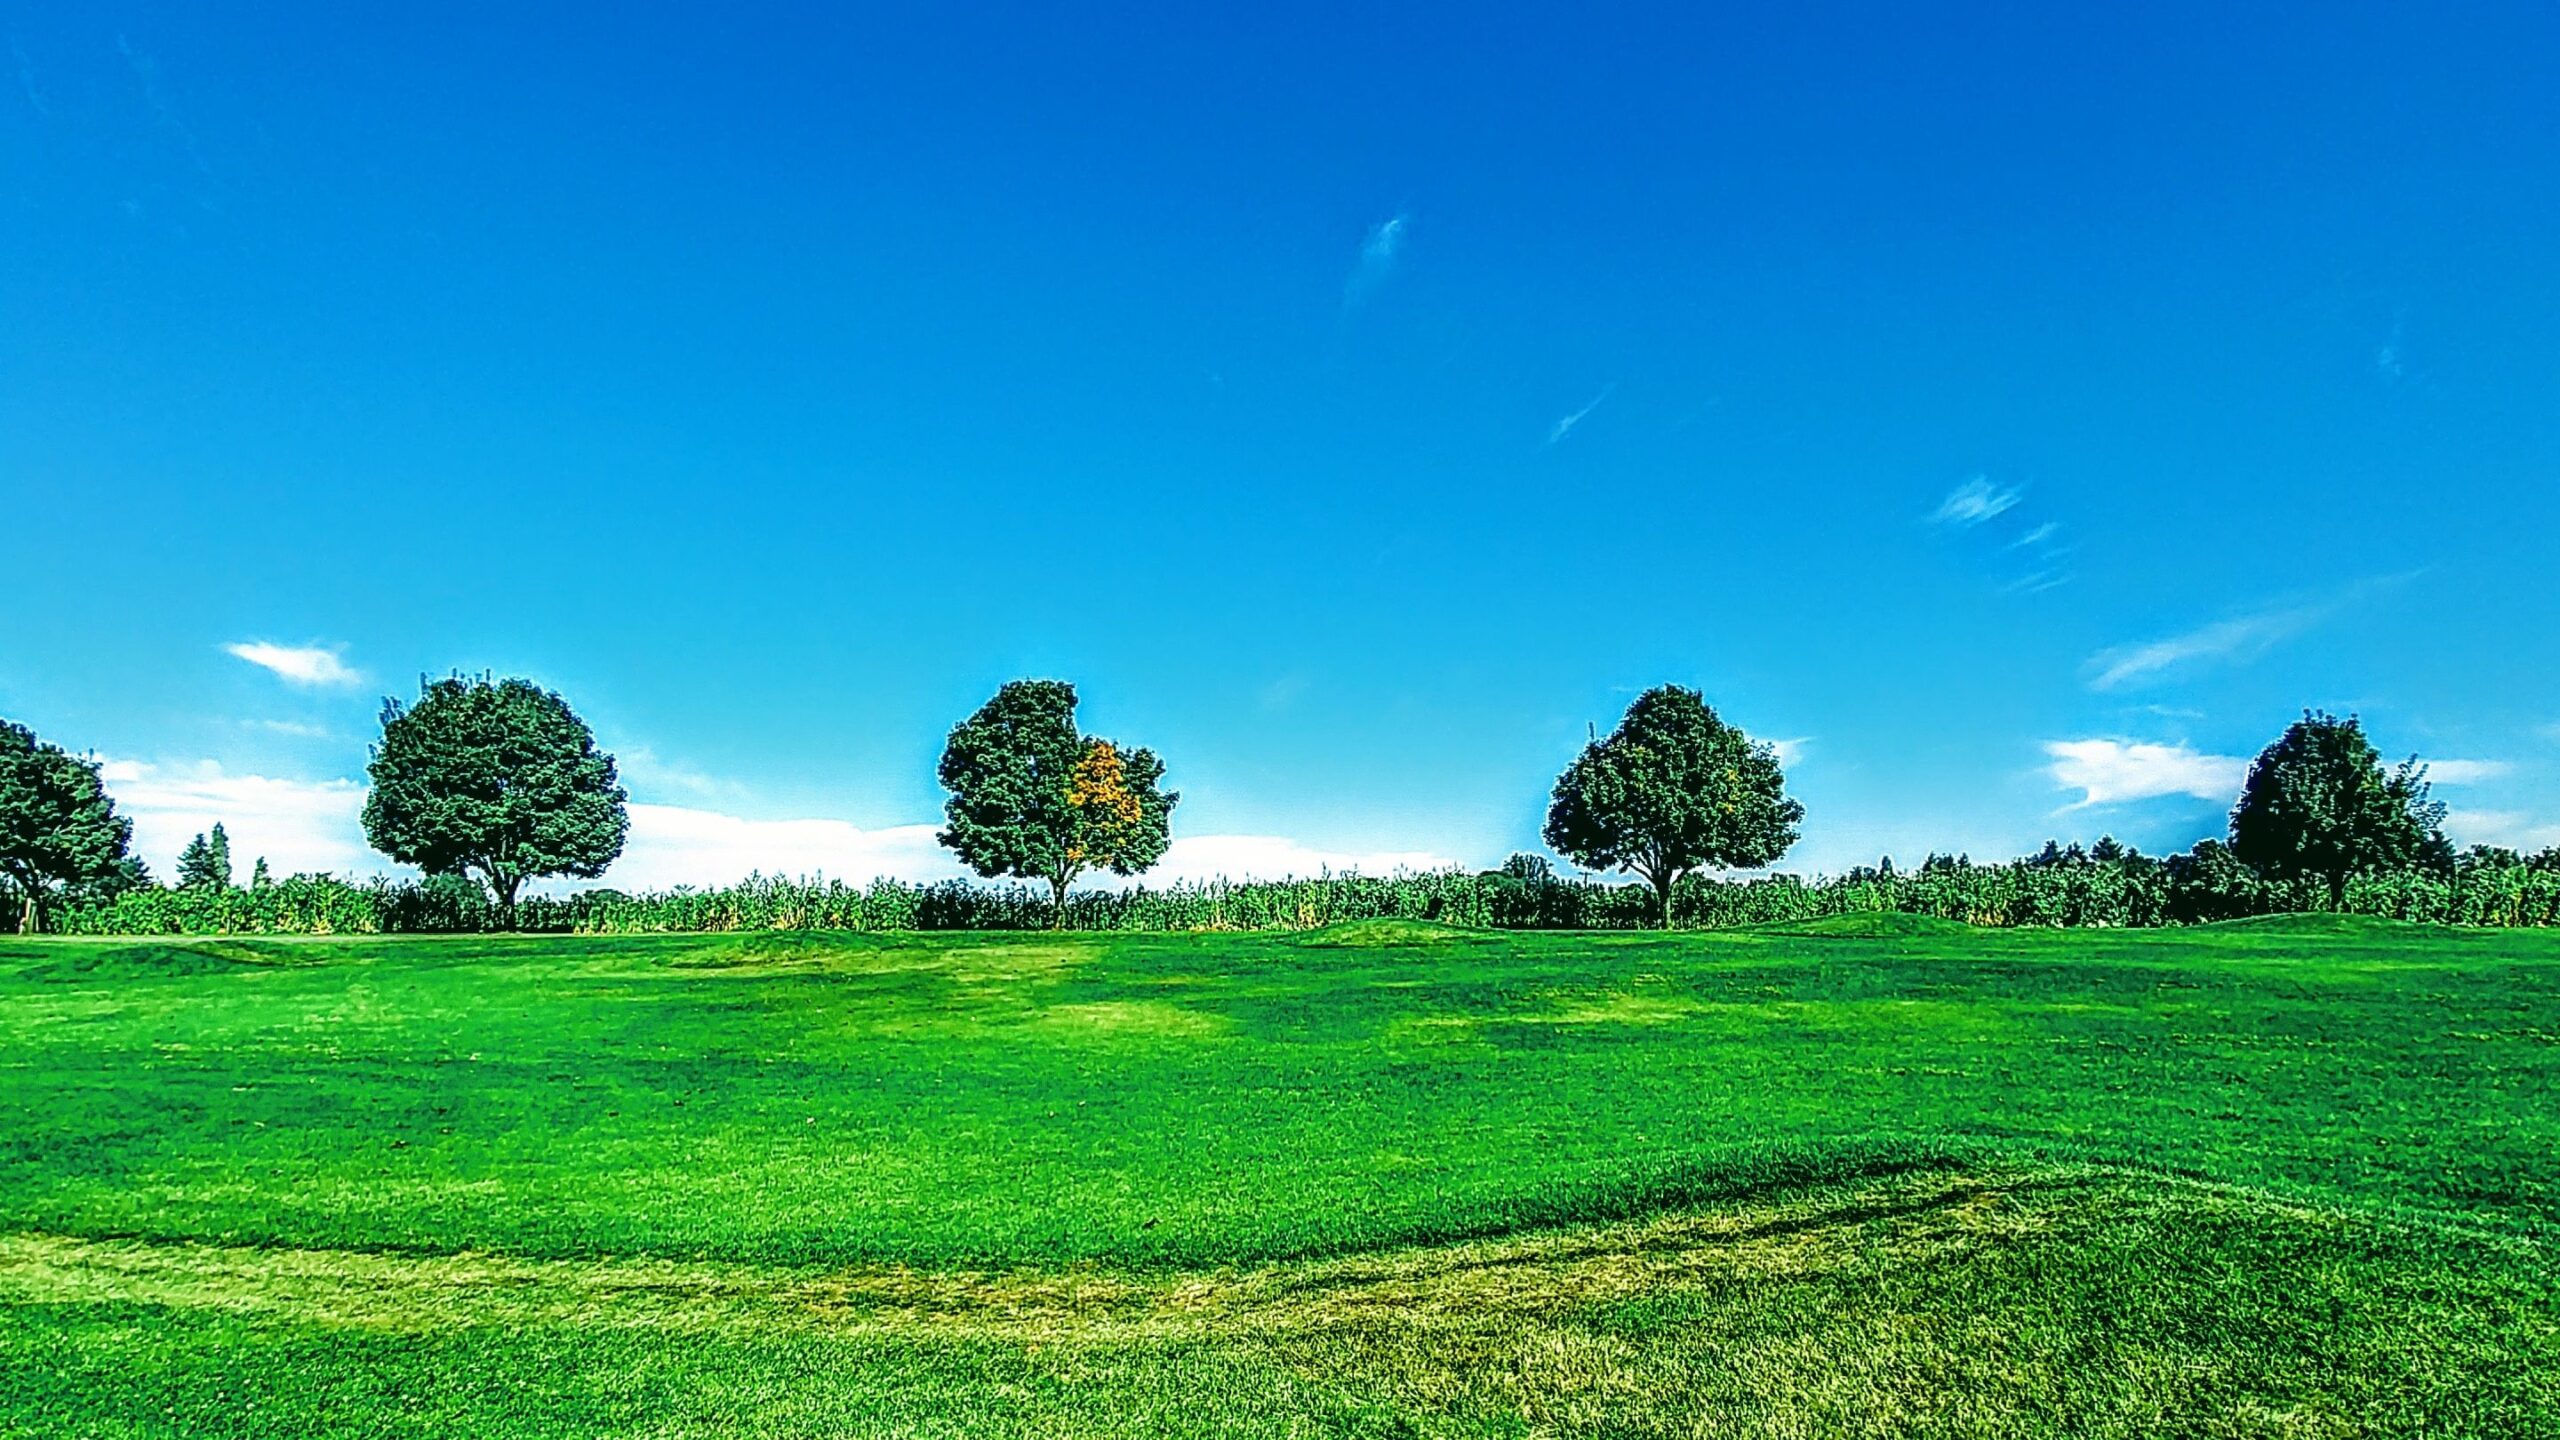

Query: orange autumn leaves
1064,740,1148,869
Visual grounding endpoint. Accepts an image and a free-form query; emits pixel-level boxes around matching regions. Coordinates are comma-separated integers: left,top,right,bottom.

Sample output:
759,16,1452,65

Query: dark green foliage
361,676,629,924
174,822,233,890
2230,711,2449,905
936,680,1176,922
1544,686,1803,926
0,719,142,933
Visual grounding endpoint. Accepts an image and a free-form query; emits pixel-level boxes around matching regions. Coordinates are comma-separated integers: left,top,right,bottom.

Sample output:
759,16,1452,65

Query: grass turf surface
1,917,2555,1435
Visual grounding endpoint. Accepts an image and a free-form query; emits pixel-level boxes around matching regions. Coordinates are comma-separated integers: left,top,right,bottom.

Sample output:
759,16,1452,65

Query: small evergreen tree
176,823,234,889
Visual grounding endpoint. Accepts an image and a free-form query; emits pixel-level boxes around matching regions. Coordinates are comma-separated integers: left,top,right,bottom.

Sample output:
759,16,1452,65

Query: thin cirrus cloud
1545,384,1615,445
2082,604,2327,691
1927,475,2022,527
2085,573,2421,692
225,642,363,688
2043,739,2249,811
1342,212,1409,307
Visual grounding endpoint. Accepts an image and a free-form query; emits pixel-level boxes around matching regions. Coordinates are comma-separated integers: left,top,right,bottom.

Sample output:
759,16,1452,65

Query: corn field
42,852,2560,936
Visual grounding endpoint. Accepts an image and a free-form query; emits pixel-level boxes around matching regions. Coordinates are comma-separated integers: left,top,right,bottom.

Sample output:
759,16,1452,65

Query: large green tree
937,680,1176,925
361,677,629,926
0,719,143,933
2229,711,2448,907
1543,685,1803,928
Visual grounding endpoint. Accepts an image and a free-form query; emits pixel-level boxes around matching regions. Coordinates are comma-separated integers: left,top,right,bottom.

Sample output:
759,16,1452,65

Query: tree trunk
1649,869,1676,931
494,873,522,932
1050,875,1069,930
17,892,33,937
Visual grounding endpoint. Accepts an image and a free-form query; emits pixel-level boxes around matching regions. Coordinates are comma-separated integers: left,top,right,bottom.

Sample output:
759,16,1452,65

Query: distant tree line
5,675,2553,935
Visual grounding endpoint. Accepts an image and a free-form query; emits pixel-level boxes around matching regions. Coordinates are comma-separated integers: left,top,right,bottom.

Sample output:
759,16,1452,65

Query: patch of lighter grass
1517,990,1706,1026
0,1166,2190,1342
1032,1000,1228,1040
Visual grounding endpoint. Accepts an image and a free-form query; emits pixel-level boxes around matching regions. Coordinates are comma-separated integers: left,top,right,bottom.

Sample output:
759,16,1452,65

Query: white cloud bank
2043,739,2249,810
99,760,373,878
89,760,1469,891
225,642,362,688
2442,810,2560,854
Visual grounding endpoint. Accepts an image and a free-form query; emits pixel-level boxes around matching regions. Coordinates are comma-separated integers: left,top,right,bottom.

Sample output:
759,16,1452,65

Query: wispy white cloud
2010,522,2059,549
2043,739,2249,810
98,759,371,878
1343,212,1409,307
2414,758,2512,786
614,746,743,803
2085,574,2420,692
1768,737,1811,768
249,719,334,740
1928,475,2021,527
2375,316,2407,381
225,642,363,688
1545,384,1616,445
2083,605,2325,691
117,33,210,177
11,39,46,119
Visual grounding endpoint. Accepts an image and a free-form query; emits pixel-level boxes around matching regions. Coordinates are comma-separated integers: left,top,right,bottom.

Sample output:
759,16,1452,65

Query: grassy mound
1740,910,1979,939
2,936,324,982
1290,917,1483,948
2191,911,2437,937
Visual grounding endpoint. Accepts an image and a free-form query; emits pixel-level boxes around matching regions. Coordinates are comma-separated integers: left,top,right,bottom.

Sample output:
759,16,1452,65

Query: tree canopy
360,676,629,924
2229,711,2448,905
0,719,143,933
1543,685,1802,927
937,680,1176,924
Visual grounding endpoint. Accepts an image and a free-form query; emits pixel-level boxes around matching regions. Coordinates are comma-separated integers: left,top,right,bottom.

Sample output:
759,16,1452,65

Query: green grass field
3,916,2555,1436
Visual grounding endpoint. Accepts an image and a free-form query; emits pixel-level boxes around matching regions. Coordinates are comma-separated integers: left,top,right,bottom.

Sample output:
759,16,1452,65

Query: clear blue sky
5,3,2557,886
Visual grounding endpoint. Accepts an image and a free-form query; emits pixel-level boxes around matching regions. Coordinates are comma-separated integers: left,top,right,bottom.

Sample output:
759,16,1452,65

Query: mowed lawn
1,916,2555,1436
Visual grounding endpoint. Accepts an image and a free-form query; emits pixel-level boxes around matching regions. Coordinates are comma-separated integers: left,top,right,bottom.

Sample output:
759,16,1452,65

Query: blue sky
5,3,2557,887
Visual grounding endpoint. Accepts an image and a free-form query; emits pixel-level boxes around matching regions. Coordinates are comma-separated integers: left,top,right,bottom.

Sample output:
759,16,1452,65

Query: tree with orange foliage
936,680,1176,926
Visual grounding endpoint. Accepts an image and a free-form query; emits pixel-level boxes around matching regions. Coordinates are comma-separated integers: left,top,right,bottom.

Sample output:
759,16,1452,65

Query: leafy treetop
2229,711,2448,905
1543,685,1802,928
937,680,1175,924
0,718,143,933
360,676,629,923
